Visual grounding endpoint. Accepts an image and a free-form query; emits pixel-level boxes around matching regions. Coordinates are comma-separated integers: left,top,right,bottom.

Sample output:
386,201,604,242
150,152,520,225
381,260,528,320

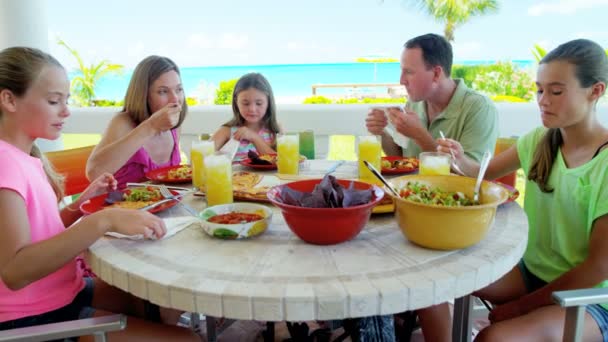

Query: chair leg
395,311,418,342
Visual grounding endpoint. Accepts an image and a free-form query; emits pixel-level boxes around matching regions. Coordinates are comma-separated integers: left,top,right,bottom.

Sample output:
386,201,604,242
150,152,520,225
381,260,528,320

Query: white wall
61,103,608,157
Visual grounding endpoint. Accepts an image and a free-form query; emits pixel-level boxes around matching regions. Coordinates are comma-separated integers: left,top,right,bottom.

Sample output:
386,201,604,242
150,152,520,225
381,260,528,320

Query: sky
46,0,608,70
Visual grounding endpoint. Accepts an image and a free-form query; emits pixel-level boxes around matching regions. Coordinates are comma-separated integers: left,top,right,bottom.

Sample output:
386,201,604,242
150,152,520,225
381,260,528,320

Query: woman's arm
490,215,608,322
86,113,156,180
0,189,166,291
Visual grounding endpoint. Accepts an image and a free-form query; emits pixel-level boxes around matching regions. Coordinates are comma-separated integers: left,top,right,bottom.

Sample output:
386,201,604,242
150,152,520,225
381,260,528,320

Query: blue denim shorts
0,277,96,341
519,260,608,341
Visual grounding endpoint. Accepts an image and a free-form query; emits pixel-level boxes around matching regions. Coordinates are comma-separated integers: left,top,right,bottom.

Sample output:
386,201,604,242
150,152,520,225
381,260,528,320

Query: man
365,33,499,342
366,33,498,163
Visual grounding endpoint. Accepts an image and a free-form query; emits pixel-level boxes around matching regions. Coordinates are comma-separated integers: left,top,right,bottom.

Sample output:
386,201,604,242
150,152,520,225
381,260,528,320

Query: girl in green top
439,39,608,341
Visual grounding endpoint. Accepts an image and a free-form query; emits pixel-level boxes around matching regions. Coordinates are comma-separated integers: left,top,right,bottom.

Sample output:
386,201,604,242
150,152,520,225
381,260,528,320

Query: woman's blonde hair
0,47,65,200
122,55,187,127
529,39,608,192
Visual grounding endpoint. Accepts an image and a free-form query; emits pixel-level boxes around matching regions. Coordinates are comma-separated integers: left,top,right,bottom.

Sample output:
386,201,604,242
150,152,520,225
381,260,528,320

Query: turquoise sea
91,60,534,100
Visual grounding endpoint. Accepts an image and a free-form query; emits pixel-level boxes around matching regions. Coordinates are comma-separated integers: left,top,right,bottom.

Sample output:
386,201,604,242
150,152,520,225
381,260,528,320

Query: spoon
363,160,400,197
439,130,464,175
473,150,493,204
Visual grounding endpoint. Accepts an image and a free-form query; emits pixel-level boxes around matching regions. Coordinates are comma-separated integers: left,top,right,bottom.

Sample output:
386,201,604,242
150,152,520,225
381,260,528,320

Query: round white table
86,160,528,341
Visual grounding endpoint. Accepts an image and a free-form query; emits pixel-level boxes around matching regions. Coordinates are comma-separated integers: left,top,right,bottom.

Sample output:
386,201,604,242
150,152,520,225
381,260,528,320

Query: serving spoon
473,150,493,204
363,160,400,197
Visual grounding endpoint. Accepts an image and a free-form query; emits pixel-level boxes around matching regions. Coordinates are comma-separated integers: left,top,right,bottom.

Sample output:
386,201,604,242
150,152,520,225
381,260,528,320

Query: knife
139,194,186,211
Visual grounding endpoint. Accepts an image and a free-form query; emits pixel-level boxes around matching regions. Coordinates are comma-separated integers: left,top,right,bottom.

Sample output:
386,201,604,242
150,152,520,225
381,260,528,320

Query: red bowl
267,179,384,245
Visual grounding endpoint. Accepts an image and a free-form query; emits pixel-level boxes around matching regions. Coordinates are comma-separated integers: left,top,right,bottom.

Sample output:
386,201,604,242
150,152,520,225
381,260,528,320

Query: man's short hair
404,33,453,77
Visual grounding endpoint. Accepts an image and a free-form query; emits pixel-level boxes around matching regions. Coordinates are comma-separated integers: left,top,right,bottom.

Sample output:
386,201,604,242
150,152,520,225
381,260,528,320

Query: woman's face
536,60,595,129
147,70,184,114
236,88,268,124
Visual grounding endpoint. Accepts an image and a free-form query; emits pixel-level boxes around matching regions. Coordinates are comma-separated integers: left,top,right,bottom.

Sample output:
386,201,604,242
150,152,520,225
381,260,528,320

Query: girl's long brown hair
528,39,608,192
0,47,65,200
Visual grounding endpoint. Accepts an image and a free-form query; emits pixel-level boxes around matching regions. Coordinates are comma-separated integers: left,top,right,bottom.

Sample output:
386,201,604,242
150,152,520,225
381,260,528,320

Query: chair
0,314,126,342
493,137,518,187
553,287,608,342
45,145,95,196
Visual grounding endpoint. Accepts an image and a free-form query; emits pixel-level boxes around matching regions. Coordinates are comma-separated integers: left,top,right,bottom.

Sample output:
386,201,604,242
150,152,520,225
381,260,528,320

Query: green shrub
91,99,124,107
186,97,199,106
302,95,332,104
472,62,535,101
491,95,527,102
214,79,237,105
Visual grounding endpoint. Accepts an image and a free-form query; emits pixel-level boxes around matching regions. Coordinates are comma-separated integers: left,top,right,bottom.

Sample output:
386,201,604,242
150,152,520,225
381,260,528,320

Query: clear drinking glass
191,140,215,189
204,153,233,206
277,133,300,175
299,130,315,160
358,135,382,183
419,152,451,176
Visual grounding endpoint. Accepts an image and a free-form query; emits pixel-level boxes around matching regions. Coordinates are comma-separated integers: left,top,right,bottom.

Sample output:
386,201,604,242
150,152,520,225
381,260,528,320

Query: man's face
399,47,436,102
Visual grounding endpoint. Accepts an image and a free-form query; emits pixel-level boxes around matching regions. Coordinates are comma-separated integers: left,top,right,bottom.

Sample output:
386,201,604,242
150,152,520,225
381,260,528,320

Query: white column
0,0,49,51
0,0,63,151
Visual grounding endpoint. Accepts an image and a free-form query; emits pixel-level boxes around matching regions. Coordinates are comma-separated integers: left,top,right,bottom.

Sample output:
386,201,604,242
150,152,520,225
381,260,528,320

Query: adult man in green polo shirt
365,33,498,163
364,33,499,341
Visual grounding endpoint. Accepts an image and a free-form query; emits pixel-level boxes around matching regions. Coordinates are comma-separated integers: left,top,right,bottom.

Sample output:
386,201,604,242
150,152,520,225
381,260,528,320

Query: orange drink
204,154,233,206
419,152,451,176
277,133,300,175
191,140,215,189
358,135,382,184
494,137,518,187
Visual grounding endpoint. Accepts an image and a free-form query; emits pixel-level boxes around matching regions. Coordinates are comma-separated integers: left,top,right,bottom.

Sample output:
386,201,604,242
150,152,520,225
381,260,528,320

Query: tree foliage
57,39,123,107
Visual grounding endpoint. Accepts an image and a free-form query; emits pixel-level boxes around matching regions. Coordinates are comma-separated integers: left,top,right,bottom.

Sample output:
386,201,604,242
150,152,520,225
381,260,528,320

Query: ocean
89,60,534,101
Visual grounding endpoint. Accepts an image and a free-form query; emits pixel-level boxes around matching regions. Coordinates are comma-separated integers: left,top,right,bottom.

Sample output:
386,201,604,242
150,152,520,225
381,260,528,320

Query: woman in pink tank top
212,73,282,160
87,56,188,188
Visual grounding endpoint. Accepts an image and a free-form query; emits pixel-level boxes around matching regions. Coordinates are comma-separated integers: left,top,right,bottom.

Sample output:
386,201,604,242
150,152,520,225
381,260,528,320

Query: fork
159,186,199,217
439,130,465,175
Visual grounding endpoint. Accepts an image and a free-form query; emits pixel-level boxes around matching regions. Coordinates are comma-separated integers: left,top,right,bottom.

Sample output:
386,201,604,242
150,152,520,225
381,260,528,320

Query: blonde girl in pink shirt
0,47,198,341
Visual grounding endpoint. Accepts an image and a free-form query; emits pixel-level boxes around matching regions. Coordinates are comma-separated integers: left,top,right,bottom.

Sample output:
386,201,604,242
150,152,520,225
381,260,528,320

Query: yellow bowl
388,174,509,250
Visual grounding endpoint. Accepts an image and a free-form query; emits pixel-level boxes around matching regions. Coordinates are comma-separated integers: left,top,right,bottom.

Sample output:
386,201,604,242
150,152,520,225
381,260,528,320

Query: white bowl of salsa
199,203,273,239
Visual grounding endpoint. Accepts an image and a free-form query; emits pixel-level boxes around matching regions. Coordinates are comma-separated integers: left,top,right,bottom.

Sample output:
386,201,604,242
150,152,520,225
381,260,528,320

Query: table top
86,160,528,321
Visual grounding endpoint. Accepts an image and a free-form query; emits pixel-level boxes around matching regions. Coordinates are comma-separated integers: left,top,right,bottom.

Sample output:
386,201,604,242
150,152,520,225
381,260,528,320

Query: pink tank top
114,128,181,188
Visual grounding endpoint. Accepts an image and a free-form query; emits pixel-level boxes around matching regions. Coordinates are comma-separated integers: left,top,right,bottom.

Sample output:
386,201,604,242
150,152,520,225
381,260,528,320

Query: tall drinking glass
299,130,315,160
494,137,518,187
191,140,215,189
277,133,300,175
419,152,451,176
204,153,233,206
358,135,381,183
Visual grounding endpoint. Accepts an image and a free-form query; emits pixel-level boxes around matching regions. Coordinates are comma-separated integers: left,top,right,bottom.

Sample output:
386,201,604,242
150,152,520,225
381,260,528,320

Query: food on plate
397,181,473,207
106,186,163,209
247,150,276,165
167,165,192,180
208,211,265,224
381,157,419,171
279,174,372,208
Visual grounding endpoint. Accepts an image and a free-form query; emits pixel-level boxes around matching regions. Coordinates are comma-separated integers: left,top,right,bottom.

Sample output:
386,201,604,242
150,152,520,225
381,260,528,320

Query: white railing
38,103,608,158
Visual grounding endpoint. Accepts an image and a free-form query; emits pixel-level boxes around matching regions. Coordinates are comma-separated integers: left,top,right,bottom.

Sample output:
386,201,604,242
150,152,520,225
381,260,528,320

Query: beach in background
87,60,534,104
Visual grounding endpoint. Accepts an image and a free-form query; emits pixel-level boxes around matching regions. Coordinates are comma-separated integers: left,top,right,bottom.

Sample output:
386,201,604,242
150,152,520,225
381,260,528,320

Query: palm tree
57,39,124,107
403,0,499,42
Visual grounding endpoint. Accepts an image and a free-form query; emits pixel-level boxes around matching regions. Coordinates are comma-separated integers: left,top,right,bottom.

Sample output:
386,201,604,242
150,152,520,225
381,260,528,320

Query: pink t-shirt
0,140,84,322
114,128,181,188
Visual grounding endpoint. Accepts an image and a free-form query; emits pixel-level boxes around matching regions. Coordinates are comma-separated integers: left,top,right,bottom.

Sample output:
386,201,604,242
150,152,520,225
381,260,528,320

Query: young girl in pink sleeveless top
212,73,282,160
87,56,187,188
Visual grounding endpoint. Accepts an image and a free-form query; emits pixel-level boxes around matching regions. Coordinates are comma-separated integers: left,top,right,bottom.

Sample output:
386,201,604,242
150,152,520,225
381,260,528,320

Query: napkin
105,216,200,240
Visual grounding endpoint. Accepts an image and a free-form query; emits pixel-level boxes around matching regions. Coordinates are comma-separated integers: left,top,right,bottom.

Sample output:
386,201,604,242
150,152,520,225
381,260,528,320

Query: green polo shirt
401,79,499,162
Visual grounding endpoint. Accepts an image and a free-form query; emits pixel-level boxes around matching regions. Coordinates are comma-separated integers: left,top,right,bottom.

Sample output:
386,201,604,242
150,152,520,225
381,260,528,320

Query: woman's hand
77,173,117,204
233,126,258,142
437,137,465,160
146,103,182,133
95,208,167,239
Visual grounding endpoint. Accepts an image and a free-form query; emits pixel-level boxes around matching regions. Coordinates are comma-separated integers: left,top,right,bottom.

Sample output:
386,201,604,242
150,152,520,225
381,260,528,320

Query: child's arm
60,173,118,227
86,103,181,181
233,127,275,154
0,190,166,291
489,214,608,322
211,126,231,151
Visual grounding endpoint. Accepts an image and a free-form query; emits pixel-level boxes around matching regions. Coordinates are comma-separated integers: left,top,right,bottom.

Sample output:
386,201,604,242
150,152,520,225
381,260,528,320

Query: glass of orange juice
277,133,300,175
204,153,233,206
358,135,382,184
419,152,451,176
191,140,215,189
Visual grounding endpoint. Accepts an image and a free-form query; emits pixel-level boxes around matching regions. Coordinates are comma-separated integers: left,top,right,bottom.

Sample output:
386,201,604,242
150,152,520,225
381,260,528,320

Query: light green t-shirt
401,79,499,162
518,127,608,307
